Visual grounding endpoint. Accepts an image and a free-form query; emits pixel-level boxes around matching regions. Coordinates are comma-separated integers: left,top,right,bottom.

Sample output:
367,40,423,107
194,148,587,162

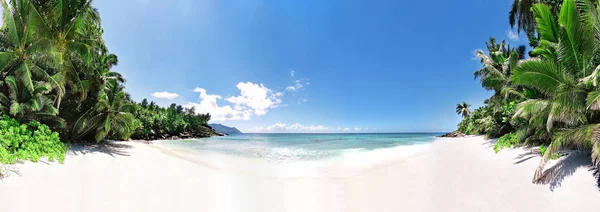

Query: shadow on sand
513,150,539,165
482,138,497,149
69,141,134,157
481,136,599,190
530,152,596,191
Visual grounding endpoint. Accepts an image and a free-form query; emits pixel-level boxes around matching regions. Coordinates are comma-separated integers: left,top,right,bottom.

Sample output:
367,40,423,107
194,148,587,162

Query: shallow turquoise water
160,133,443,162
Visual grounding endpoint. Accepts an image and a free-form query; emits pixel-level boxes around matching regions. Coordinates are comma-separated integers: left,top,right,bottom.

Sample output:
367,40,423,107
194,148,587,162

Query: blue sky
94,0,527,133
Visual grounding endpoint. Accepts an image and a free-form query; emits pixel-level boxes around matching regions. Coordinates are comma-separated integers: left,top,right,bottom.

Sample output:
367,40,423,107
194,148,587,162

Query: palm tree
511,0,600,183
509,0,539,38
474,37,527,104
0,0,63,104
509,0,563,39
456,102,472,118
0,76,63,127
93,80,135,141
26,0,103,110
70,80,135,141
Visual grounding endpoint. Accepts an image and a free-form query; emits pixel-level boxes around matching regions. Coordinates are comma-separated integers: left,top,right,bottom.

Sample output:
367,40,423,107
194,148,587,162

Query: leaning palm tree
456,102,472,118
93,80,135,141
511,0,600,183
474,37,527,109
70,80,135,141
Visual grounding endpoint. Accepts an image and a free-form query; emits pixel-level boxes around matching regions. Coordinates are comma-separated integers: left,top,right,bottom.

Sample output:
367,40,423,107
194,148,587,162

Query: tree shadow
593,168,600,191
534,152,594,191
513,150,539,164
69,141,134,157
482,138,497,149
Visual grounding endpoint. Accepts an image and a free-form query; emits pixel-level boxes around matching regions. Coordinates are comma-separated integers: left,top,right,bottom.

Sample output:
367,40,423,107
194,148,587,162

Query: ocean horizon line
238,132,449,135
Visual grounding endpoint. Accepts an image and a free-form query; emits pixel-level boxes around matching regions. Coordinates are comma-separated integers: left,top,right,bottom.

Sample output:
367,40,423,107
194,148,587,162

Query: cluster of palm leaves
460,0,600,183
0,0,135,142
0,0,214,143
131,99,211,140
457,37,526,138
509,0,563,46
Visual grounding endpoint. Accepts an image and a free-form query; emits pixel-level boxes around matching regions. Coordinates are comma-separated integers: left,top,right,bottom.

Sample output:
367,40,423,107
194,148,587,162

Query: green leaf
587,90,600,110
533,3,559,43
512,59,567,94
0,52,18,69
16,62,34,92
9,102,20,116
1,0,21,47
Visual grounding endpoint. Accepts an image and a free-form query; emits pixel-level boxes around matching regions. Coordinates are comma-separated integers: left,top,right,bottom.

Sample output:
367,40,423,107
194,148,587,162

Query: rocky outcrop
141,125,223,141
208,124,242,135
194,125,224,137
438,131,466,138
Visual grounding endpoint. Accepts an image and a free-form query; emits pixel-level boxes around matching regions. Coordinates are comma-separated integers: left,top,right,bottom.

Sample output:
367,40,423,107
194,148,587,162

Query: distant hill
209,124,243,135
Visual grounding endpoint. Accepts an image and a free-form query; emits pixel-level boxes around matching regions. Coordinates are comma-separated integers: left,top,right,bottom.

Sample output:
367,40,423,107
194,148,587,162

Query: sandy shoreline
1,136,599,212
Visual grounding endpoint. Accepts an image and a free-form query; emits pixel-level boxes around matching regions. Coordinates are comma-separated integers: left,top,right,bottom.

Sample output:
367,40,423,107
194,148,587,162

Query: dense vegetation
130,99,212,140
0,115,66,164
457,0,600,183
0,0,213,167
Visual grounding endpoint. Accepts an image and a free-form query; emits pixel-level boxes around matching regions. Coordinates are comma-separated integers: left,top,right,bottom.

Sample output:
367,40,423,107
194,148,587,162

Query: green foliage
0,0,141,144
0,115,67,164
538,145,561,160
461,0,600,183
456,102,471,118
130,99,211,140
494,133,519,153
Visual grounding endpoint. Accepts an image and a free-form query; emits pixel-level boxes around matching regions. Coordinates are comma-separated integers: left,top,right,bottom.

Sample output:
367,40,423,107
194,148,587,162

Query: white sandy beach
1,136,599,212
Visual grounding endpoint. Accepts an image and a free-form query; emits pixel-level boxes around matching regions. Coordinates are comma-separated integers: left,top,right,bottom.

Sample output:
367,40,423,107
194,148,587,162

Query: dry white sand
1,136,599,212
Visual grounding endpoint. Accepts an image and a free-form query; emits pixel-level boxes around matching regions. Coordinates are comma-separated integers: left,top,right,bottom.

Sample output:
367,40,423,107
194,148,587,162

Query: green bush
0,115,67,164
494,133,519,153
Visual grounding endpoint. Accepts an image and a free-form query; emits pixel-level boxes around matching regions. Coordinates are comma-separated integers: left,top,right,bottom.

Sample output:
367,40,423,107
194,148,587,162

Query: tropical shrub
493,132,519,153
0,115,67,164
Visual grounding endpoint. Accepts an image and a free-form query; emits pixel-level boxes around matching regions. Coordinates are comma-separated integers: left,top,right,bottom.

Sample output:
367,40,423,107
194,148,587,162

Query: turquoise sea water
160,133,443,162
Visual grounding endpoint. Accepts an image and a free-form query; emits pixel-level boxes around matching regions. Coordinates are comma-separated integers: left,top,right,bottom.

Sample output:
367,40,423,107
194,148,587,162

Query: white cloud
507,29,519,41
184,88,250,121
185,82,282,121
151,91,180,99
354,127,362,131
285,80,305,92
290,70,295,77
225,82,282,116
250,123,331,133
344,128,350,131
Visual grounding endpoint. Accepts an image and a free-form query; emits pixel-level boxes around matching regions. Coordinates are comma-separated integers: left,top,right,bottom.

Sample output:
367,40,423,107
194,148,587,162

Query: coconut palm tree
511,0,600,183
0,76,63,126
456,102,472,118
23,0,103,110
0,0,62,102
93,80,135,141
70,80,134,141
474,37,527,104
509,0,539,38
509,0,563,40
